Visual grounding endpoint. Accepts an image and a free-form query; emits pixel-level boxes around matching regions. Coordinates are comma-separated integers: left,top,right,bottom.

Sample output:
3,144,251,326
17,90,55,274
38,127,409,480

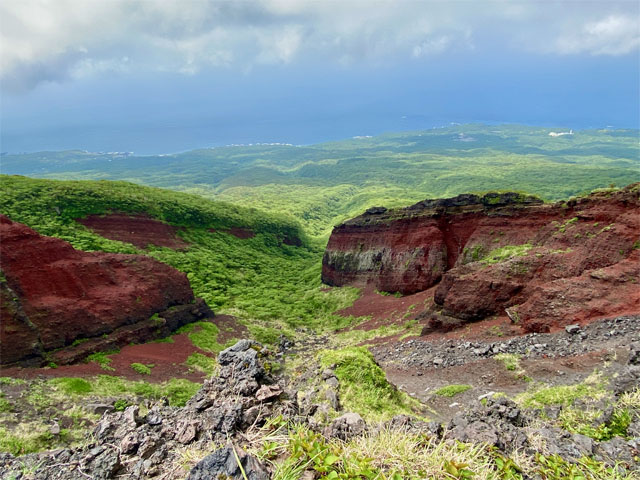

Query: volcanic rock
324,412,366,440
186,446,269,480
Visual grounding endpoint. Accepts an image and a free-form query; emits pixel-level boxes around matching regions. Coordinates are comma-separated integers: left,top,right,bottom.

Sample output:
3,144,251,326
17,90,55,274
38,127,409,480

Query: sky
1,0,639,155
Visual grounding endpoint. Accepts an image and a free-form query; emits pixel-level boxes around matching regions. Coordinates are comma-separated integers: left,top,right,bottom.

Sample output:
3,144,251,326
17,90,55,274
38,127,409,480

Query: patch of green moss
130,363,153,375
176,321,226,352
434,384,472,397
48,376,199,407
517,375,606,409
86,350,118,371
185,353,217,376
480,243,533,265
0,394,13,413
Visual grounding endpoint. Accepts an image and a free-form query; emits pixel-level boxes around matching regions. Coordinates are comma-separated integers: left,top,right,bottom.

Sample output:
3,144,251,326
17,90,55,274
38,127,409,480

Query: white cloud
555,15,640,56
0,0,637,92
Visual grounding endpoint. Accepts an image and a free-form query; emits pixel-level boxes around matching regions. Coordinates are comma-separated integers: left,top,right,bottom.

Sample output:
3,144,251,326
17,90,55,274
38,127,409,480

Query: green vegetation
520,383,599,408
0,377,27,386
3,125,638,238
176,321,226,353
517,372,606,409
0,424,74,456
248,417,634,480
539,388,640,443
319,347,419,420
557,217,579,233
335,319,421,346
494,353,520,372
480,244,533,265
52,377,93,394
47,376,199,406
434,384,472,397
0,394,12,413
130,363,153,375
0,176,362,340
185,353,217,376
86,350,117,371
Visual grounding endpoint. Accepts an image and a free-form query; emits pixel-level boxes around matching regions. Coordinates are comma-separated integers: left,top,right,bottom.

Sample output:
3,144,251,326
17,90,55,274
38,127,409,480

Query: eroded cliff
322,185,640,332
0,215,213,366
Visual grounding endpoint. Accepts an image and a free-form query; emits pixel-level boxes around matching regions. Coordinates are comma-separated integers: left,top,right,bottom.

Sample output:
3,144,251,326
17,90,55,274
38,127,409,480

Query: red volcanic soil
212,314,250,343
0,215,207,367
0,316,247,383
77,213,189,249
227,227,256,239
337,286,435,329
324,185,640,333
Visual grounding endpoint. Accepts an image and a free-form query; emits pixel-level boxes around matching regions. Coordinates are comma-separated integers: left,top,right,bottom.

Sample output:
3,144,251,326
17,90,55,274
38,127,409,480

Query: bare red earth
0,215,211,367
324,185,640,332
78,213,189,249
0,316,247,382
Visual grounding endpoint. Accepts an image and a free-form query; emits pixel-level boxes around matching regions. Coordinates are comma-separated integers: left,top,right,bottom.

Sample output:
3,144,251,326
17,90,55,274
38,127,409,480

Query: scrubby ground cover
0,375,199,456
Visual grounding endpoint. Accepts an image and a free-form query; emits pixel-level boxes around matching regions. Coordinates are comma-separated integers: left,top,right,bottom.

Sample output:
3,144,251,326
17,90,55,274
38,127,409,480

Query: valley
0,126,639,479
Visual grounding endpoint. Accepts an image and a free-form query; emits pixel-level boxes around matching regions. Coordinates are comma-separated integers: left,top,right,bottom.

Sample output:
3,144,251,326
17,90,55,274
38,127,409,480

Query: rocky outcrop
322,184,640,331
0,340,295,479
0,215,213,366
1,338,638,478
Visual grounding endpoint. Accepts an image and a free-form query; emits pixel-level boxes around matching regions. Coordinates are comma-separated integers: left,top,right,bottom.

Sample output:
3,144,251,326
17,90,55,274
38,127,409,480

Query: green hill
3,124,638,237
0,175,359,342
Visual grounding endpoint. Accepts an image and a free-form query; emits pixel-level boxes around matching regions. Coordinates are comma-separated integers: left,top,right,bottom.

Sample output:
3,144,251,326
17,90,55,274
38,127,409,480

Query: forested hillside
4,125,638,237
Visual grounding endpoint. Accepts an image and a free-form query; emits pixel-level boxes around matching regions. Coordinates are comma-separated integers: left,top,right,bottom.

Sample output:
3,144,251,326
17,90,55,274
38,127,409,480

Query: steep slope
0,215,213,366
323,184,640,332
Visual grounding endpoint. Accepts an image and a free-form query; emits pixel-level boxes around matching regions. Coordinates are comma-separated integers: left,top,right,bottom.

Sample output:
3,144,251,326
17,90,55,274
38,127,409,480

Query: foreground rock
186,446,269,480
322,184,640,332
0,340,295,479
0,215,213,367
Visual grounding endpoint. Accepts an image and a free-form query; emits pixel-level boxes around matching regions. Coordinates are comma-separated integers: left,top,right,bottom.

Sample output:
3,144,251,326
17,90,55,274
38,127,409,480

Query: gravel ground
372,315,640,369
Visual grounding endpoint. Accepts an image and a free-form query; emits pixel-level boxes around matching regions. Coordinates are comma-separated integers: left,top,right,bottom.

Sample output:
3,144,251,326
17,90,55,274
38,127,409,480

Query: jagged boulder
324,412,366,441
187,446,269,480
447,396,527,451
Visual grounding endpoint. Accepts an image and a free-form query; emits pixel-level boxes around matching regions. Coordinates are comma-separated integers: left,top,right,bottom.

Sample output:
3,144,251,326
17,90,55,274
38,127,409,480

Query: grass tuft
434,384,472,397
318,347,420,421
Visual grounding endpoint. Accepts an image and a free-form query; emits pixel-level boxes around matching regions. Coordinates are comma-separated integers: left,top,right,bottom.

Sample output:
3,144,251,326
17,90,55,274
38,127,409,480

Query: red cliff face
322,186,640,332
0,215,213,366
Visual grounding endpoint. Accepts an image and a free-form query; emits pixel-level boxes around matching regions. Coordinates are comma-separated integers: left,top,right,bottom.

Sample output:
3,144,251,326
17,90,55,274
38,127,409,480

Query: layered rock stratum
322,184,640,332
0,215,213,366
